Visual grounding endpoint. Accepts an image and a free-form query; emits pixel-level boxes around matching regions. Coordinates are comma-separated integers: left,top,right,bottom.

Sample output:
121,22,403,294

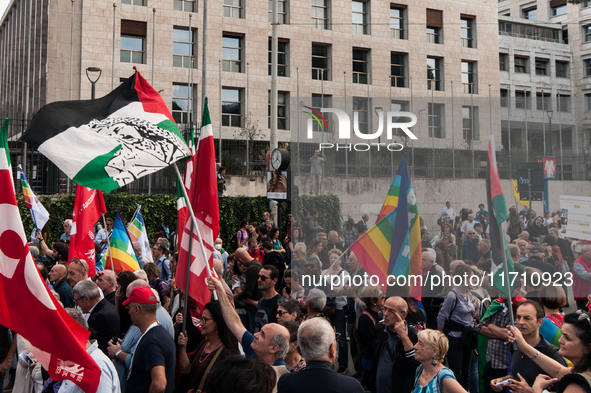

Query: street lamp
546,109,553,156
86,67,102,100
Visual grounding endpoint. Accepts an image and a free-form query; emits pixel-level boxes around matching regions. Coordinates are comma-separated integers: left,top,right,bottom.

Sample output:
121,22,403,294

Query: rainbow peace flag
350,157,422,297
105,211,141,273
18,165,50,231
376,171,401,222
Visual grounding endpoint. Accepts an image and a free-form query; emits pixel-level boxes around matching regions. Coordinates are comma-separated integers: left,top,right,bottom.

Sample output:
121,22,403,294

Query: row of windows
499,90,571,112
499,0,567,20
499,54,570,78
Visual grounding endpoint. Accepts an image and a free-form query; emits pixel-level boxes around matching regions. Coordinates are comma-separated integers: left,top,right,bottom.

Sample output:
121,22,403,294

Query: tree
233,113,265,175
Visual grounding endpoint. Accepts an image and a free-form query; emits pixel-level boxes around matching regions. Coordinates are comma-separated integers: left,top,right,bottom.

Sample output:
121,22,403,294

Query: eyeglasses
576,310,591,330
70,259,87,273
258,275,270,281
276,310,290,316
73,295,86,304
200,316,214,324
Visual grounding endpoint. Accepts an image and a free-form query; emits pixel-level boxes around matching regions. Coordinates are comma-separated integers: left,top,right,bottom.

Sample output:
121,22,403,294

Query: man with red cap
123,287,175,393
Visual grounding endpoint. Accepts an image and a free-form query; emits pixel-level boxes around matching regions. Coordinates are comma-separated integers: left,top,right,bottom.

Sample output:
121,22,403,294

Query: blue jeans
330,309,348,369
470,350,479,393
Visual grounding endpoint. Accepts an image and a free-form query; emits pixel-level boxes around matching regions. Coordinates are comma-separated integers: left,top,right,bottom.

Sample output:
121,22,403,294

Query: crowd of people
2,201,591,393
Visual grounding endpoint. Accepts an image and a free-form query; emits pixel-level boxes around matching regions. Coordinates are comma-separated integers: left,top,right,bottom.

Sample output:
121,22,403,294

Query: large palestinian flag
21,71,191,192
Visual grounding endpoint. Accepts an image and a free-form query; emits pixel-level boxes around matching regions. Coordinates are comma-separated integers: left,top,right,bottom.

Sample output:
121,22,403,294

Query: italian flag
486,136,514,296
20,71,191,192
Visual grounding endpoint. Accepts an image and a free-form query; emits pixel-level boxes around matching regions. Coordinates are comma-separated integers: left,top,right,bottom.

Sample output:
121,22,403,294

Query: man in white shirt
461,214,477,241
439,201,456,220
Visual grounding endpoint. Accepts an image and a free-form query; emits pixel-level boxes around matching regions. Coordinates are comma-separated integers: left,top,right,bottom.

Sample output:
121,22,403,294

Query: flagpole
102,214,114,272
181,219,194,334
172,162,218,301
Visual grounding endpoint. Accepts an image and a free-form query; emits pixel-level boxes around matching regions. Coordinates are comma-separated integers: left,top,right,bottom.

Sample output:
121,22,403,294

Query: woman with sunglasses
508,311,591,393
178,300,240,392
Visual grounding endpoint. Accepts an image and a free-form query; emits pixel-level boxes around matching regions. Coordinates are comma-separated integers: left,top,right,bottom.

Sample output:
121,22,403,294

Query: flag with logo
487,136,514,296
18,165,50,232
0,117,101,392
176,98,219,310
512,179,530,208
127,206,152,263
20,71,191,192
105,211,141,273
68,185,107,277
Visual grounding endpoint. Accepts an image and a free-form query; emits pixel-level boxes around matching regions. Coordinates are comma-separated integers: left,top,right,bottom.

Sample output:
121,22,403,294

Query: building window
584,25,591,42
535,58,549,75
353,97,369,134
551,0,567,16
515,56,529,73
461,16,475,48
222,88,242,127
561,130,572,148
120,20,146,64
390,101,409,136
172,84,192,124
223,0,242,18
428,103,444,138
390,6,405,39
462,61,476,94
268,39,288,77
585,93,591,111
173,0,195,12
501,89,508,107
556,61,569,78
352,48,369,84
583,1,591,8
515,91,531,109
390,52,406,88
585,59,591,77
222,35,242,73
312,44,330,80
268,91,289,130
311,0,329,29
536,92,551,111
426,9,443,44
173,28,196,68
499,54,507,71
522,5,537,20
122,0,145,6
427,57,442,91
462,106,479,141
557,94,570,112
352,1,369,35
268,0,288,24
311,94,332,131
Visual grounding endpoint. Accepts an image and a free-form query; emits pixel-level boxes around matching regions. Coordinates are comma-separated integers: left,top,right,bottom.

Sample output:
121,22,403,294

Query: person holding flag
18,165,50,240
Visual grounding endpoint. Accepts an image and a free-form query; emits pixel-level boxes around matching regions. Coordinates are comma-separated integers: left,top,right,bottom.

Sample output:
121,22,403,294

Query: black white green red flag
20,71,191,192
486,135,514,296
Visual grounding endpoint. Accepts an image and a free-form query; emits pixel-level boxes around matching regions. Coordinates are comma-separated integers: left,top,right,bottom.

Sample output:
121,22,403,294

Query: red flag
176,99,219,310
68,185,107,277
0,126,101,392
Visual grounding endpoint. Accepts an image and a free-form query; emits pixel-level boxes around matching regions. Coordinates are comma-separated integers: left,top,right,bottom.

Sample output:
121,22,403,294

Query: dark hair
143,262,160,280
435,242,450,267
204,301,240,354
307,239,321,257
262,265,280,281
116,271,138,309
281,320,301,343
278,299,301,320
563,312,591,372
258,226,268,237
518,300,545,320
261,240,274,251
219,166,226,173
269,228,279,239
345,218,355,231
53,242,69,262
286,268,301,283
205,355,276,393
356,223,367,234
232,255,244,275
239,220,249,229
421,229,428,237
36,263,48,281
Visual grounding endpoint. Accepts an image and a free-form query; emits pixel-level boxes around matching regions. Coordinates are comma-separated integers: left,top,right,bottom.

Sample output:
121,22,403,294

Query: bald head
95,270,116,295
48,264,67,283
234,248,254,266
251,322,290,364
213,259,224,277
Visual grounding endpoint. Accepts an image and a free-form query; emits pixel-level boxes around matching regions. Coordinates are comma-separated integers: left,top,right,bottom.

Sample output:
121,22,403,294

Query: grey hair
29,246,39,258
298,317,335,361
133,242,142,251
328,230,338,238
548,228,559,235
269,332,290,359
294,242,307,254
277,298,301,319
316,232,327,240
509,244,519,258
73,280,100,300
134,269,149,282
65,308,89,330
64,219,72,226
422,249,436,263
480,239,491,249
581,244,591,254
307,289,326,313
158,237,170,250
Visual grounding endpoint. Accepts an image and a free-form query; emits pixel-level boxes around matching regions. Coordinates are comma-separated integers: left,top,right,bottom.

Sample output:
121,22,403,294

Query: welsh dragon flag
20,71,191,192
176,98,219,310
0,118,101,392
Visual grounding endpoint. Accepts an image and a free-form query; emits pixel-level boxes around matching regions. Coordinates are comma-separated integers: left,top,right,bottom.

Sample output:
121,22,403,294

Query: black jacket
264,251,286,293
368,322,419,393
88,298,120,353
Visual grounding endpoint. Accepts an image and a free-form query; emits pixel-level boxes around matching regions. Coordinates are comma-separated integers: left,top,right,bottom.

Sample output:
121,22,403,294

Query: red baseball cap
122,286,158,306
